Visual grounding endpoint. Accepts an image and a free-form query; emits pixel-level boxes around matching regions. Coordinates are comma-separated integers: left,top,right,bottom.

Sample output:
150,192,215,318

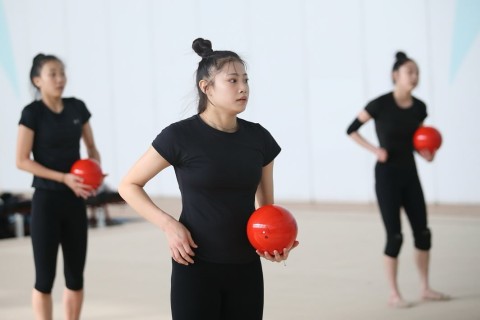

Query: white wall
1,0,479,204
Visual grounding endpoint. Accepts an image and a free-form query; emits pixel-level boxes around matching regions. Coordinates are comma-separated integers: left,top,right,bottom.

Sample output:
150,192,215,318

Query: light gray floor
1,199,479,319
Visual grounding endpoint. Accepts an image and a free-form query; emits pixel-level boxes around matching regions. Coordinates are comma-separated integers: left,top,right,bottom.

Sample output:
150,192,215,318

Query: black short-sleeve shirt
152,115,281,264
365,92,427,166
19,98,91,190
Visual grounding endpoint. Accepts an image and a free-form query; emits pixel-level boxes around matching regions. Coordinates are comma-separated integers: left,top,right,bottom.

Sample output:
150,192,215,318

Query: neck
393,88,412,108
393,87,412,100
42,95,63,113
200,111,238,133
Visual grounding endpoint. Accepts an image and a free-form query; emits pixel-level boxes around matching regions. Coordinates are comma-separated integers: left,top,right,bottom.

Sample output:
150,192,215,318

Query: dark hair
30,53,63,89
392,51,413,72
192,38,245,114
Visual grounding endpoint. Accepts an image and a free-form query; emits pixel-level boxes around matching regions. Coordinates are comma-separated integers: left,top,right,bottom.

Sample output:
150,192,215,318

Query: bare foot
388,295,412,308
422,289,450,301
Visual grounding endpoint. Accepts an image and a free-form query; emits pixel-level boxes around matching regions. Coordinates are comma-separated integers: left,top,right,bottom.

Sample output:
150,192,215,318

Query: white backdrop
1,0,479,204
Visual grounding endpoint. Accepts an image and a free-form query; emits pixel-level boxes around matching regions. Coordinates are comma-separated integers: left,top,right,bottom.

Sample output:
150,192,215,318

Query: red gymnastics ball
413,126,442,153
247,205,298,255
70,159,105,189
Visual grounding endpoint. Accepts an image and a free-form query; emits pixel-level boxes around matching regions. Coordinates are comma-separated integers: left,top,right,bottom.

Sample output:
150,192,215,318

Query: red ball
247,205,298,255
70,159,104,189
413,126,442,153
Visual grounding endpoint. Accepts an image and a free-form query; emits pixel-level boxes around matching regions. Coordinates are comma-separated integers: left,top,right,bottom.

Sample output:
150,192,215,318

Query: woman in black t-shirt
16,54,101,319
119,38,298,320
346,52,449,307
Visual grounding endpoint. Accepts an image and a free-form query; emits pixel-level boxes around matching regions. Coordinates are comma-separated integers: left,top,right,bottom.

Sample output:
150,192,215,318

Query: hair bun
395,51,408,61
33,53,46,64
192,38,214,58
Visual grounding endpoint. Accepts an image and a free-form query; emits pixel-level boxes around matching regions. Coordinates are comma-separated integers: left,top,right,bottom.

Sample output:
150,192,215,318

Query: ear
199,79,209,95
33,77,42,88
391,71,398,84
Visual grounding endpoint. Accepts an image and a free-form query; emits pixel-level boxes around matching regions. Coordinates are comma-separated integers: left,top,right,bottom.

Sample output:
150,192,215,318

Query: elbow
118,173,148,202
118,180,127,200
16,158,27,171
347,130,357,137
346,126,359,136
117,185,129,205
117,178,134,202
346,118,363,136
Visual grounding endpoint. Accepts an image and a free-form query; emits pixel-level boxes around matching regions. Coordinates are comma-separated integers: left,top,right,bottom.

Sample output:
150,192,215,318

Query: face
201,60,249,115
33,60,66,99
393,60,419,92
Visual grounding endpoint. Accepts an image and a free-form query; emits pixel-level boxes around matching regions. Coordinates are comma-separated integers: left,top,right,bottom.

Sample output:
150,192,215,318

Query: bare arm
118,147,176,229
255,160,298,262
118,146,197,265
82,122,101,162
348,110,388,162
255,161,275,208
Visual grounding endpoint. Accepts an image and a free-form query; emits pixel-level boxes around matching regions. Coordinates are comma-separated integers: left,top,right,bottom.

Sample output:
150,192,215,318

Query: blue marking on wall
0,0,19,95
450,0,480,81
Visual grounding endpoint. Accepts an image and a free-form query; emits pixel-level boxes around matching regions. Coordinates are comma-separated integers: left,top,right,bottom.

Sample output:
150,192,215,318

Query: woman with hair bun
119,38,298,319
16,54,101,319
346,51,449,308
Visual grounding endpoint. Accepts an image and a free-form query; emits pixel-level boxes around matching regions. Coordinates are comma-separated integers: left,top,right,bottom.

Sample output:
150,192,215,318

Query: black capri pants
375,162,432,258
31,189,87,293
171,257,264,320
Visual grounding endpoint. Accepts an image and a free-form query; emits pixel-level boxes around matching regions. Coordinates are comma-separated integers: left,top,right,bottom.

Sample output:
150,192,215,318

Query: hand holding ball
413,126,442,154
70,159,105,190
247,205,298,255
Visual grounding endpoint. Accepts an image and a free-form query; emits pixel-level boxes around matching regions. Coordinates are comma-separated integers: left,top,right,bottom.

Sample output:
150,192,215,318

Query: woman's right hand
63,173,95,199
164,219,198,265
418,149,435,162
375,147,388,163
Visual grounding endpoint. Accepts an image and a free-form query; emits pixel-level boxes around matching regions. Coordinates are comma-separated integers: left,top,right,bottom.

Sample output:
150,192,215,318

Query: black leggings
31,189,87,293
171,258,264,320
375,163,431,258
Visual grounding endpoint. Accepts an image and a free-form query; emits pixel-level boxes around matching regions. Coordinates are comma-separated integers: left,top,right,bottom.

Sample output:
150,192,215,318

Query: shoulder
412,96,427,108
63,97,88,113
22,100,42,111
239,117,273,130
63,97,87,108
165,115,197,132
21,100,42,116
152,116,198,153
369,92,393,105
64,97,91,118
412,96,427,119
19,100,44,129
156,115,197,140
365,92,392,116
239,118,281,161
238,118,278,144
238,118,270,134
238,117,260,129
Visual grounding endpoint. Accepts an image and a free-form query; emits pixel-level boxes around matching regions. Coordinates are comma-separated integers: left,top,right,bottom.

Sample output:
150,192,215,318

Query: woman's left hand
418,149,435,162
63,173,96,199
257,241,299,262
